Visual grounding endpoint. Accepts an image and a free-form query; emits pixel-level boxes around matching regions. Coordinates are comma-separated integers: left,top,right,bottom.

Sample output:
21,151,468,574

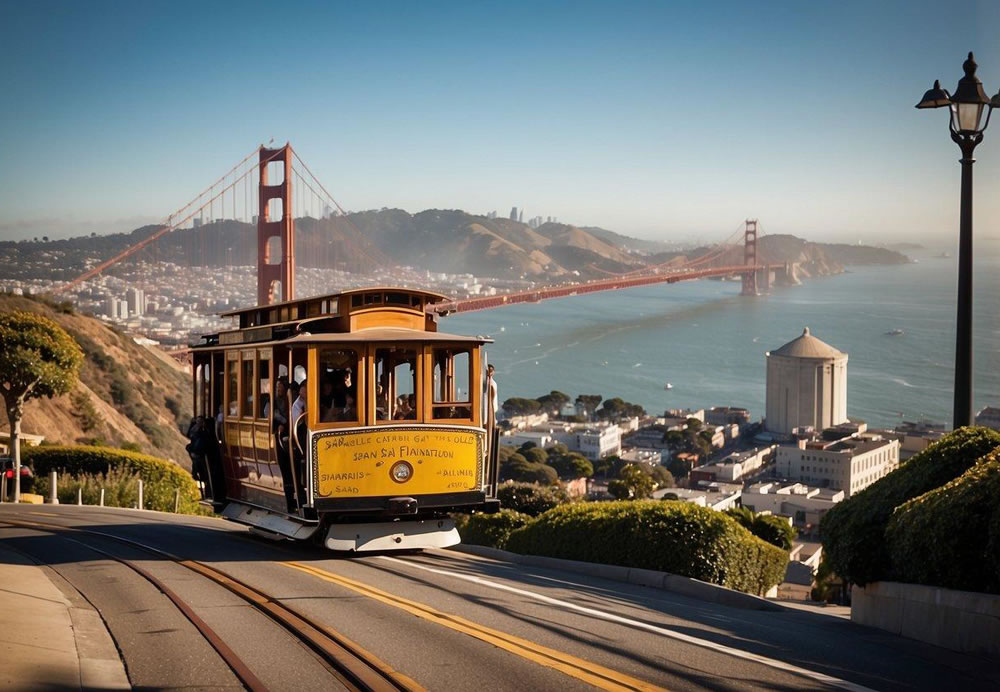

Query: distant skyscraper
126,287,145,316
518,209,524,223
510,206,518,221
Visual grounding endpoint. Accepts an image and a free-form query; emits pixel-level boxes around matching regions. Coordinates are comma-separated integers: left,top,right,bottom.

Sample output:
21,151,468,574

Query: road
0,504,994,691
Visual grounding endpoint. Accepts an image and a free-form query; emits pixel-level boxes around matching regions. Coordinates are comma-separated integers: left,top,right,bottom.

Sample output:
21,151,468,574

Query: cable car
188,287,500,551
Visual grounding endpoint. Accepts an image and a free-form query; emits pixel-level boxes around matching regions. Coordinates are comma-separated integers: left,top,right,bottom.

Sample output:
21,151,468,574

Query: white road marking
379,556,876,692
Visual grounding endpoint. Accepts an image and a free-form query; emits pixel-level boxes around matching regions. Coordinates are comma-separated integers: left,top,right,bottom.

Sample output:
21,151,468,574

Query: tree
536,390,570,413
596,397,646,421
548,450,593,479
522,446,548,465
502,397,542,417
649,464,675,488
608,463,655,499
0,311,83,501
575,394,603,416
724,507,796,551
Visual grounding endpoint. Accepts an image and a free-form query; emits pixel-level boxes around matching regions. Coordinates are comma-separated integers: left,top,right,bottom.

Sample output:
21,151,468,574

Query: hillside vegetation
0,295,192,466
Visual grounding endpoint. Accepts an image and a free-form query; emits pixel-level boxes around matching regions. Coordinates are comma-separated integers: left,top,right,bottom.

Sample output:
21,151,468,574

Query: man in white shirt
290,379,307,427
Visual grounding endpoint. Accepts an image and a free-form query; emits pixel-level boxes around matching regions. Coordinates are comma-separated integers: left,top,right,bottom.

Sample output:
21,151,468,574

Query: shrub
885,449,1000,594
497,482,569,516
34,467,142,508
459,509,531,549
22,445,202,514
725,507,797,550
506,500,788,595
820,427,1000,586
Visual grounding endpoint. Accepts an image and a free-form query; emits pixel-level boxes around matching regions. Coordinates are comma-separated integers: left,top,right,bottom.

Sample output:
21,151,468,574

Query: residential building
654,481,742,511
689,445,775,483
705,406,751,427
775,435,899,497
574,426,621,461
765,328,848,436
742,481,844,528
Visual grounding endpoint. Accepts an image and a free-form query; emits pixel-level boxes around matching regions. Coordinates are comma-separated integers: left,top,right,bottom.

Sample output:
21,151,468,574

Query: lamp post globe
916,53,998,429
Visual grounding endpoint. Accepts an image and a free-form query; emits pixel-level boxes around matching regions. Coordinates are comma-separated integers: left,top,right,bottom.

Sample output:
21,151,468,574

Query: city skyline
1,1,999,243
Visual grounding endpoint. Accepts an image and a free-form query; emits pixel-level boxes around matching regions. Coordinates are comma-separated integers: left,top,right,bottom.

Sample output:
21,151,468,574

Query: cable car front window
375,346,418,421
317,348,359,424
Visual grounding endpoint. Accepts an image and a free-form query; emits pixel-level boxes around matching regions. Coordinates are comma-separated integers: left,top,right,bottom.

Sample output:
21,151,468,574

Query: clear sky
1,0,998,243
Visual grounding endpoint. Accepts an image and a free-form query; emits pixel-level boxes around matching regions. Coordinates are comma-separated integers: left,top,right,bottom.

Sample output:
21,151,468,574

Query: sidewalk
0,543,130,691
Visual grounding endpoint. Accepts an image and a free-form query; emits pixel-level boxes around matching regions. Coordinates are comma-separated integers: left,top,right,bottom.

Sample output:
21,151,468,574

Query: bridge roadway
430,265,780,315
0,505,995,692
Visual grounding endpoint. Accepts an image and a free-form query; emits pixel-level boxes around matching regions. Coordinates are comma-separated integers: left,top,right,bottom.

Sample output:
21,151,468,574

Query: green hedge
820,427,1000,586
505,500,788,595
497,482,569,516
458,509,531,550
886,448,1000,594
23,445,202,514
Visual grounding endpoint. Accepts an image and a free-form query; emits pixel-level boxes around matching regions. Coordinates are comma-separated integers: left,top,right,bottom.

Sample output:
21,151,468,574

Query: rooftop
769,327,845,360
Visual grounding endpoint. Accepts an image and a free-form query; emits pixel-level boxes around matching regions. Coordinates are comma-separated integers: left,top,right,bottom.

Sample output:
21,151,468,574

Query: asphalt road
0,504,995,692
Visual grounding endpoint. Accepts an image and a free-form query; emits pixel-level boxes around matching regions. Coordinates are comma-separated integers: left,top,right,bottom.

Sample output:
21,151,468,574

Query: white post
173,489,180,513
76,487,82,506
49,471,59,505
137,480,143,510
99,488,105,507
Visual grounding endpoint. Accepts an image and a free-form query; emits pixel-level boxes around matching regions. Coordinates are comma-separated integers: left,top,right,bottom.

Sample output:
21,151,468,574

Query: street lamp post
917,52,999,429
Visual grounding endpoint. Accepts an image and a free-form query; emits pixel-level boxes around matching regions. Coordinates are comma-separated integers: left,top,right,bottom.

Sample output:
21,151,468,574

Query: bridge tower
257,144,295,305
741,219,759,296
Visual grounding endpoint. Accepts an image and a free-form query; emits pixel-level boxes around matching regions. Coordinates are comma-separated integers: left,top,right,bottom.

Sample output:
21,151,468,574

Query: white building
742,482,844,528
574,426,621,461
765,327,848,436
775,436,899,497
126,287,145,316
655,482,742,511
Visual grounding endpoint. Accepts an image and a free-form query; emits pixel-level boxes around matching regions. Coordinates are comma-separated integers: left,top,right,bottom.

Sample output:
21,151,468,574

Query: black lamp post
917,52,999,429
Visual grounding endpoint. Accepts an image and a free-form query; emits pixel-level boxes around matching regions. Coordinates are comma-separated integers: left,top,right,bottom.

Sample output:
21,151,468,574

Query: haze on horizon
1,1,999,245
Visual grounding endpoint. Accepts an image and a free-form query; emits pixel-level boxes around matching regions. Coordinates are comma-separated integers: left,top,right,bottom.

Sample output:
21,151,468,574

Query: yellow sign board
312,426,483,498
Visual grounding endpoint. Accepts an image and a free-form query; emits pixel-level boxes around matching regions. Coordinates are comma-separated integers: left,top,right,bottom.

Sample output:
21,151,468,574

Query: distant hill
0,295,192,467
0,211,909,284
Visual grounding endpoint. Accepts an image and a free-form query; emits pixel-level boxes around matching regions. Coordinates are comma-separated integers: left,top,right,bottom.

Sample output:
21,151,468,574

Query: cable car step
222,502,320,541
325,518,459,552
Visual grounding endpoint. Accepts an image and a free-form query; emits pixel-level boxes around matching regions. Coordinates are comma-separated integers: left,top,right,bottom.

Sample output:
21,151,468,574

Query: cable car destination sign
311,426,484,498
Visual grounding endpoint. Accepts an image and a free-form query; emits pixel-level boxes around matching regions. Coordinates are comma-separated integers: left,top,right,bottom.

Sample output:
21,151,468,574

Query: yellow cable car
188,287,500,551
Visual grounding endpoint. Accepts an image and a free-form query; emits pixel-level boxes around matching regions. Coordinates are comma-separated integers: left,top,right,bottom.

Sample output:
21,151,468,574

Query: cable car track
0,518,420,692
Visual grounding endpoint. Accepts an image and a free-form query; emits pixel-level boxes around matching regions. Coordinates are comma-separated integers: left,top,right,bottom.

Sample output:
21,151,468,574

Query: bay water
449,242,1000,429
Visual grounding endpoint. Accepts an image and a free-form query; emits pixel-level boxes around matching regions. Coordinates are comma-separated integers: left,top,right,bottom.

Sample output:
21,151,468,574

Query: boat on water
664,383,673,390
885,328,904,336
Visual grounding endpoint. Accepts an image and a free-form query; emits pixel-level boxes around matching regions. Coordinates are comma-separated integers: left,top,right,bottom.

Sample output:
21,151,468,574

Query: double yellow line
283,561,665,692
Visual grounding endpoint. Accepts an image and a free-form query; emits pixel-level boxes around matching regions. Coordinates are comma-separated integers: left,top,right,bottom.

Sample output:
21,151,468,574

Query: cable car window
257,356,271,420
364,293,383,305
411,296,422,307
432,347,472,419
385,292,410,306
317,348,359,424
351,295,363,308
226,357,239,417
241,356,255,418
375,346,418,421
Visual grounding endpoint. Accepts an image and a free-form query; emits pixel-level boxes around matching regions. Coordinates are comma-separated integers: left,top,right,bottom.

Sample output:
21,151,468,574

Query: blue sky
1,0,998,243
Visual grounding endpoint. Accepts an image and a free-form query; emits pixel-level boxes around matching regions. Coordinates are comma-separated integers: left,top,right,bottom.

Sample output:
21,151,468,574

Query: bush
885,448,1000,594
506,501,788,595
725,507,797,550
22,445,202,514
497,482,569,516
34,467,142,508
458,509,531,549
821,427,1000,586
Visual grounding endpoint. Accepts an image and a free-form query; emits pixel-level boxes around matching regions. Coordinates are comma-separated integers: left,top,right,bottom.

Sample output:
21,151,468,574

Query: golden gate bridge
53,142,788,315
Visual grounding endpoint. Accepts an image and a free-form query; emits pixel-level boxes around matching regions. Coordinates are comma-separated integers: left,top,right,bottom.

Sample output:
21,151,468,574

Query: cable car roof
279,328,493,345
218,286,450,318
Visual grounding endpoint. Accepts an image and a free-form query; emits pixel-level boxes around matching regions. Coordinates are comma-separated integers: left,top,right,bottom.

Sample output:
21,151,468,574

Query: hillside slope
0,295,192,467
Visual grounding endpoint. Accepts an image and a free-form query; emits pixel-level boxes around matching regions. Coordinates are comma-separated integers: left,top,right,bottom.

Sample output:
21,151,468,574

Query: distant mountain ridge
0,210,909,283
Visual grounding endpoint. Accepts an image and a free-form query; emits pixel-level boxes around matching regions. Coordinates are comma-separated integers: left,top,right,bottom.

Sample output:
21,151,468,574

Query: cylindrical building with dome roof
765,327,848,435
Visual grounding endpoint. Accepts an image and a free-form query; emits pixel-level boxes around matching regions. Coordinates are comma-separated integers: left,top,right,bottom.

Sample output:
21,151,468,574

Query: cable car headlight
390,461,413,483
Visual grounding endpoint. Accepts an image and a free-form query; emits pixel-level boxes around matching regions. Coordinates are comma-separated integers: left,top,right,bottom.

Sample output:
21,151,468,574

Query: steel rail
0,518,418,692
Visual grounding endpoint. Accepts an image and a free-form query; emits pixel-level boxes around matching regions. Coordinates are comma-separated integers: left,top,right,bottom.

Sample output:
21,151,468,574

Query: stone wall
852,582,1000,659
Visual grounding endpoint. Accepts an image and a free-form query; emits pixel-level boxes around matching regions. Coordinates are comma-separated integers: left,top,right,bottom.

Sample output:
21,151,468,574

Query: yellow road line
283,561,665,692
26,511,60,517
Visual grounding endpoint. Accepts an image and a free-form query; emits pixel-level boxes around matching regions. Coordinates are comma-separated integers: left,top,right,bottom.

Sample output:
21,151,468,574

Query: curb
449,544,787,612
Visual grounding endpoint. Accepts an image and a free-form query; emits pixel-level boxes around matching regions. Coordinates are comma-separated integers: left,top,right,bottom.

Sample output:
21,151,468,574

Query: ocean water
448,243,1000,429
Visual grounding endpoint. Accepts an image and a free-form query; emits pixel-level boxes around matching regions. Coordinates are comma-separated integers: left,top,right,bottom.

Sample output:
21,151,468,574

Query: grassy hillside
0,295,192,467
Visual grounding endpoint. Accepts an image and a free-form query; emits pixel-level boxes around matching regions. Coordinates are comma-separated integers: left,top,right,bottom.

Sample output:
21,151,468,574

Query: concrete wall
852,582,1000,659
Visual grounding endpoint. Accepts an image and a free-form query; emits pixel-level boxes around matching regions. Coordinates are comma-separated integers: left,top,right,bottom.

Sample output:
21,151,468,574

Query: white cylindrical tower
765,327,848,436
